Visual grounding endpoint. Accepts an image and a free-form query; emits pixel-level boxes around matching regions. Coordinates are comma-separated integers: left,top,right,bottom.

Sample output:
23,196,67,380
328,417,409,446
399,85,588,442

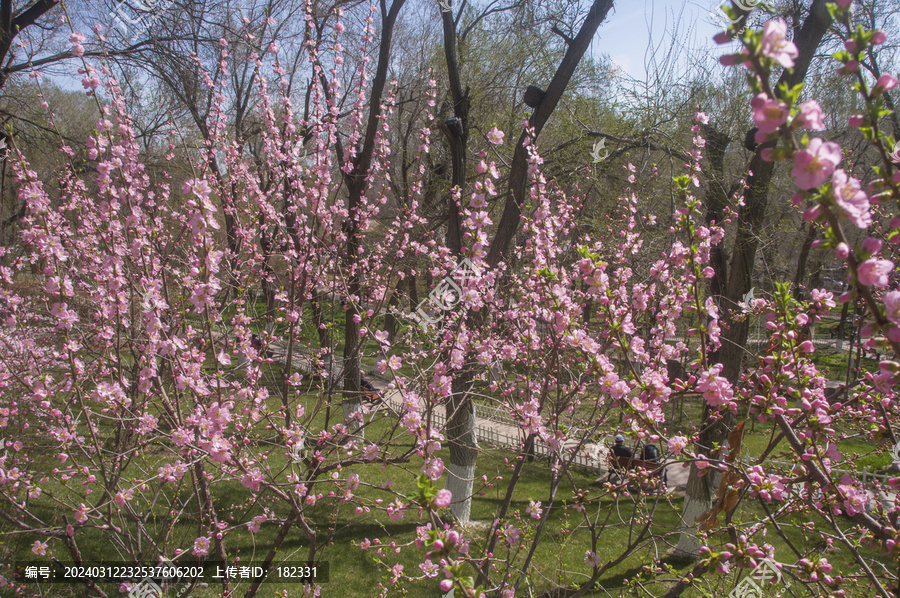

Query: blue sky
591,0,725,81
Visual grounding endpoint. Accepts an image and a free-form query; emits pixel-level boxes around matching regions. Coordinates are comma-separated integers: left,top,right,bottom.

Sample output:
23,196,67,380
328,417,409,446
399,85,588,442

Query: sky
590,0,725,81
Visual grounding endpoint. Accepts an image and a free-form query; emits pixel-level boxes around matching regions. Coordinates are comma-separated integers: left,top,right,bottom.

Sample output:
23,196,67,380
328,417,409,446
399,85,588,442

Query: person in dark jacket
360,375,380,402
612,434,632,458
640,444,660,463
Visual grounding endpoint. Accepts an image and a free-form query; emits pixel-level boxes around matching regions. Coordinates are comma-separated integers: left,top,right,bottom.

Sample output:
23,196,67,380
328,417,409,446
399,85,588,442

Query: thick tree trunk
675,404,724,555
437,0,614,527
383,285,400,343
701,124,731,298
676,0,832,557
439,0,476,525
446,373,477,523
793,222,817,299
340,0,407,434
486,0,615,268
407,273,419,306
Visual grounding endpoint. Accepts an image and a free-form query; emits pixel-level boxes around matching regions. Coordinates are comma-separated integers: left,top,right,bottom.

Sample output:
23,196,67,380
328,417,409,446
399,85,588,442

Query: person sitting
640,444,660,463
360,375,380,402
612,434,632,459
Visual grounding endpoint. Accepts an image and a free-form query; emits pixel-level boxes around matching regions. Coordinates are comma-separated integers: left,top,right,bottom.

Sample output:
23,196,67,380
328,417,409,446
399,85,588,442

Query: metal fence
403,399,598,472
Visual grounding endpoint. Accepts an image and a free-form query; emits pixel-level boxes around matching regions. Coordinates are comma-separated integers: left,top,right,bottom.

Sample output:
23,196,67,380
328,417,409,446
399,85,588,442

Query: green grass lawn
3,301,897,597
5,392,894,598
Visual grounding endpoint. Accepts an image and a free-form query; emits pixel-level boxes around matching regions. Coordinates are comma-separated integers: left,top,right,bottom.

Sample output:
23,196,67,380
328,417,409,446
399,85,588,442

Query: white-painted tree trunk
446,462,475,524
675,463,717,556
675,493,711,556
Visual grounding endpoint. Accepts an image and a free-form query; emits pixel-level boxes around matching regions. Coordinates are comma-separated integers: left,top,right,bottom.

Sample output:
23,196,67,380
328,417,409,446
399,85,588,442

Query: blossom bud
862,237,883,254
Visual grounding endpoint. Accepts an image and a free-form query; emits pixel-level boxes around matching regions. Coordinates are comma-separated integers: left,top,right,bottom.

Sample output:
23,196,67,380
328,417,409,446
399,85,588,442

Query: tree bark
793,222,818,299
445,373,477,522
0,0,60,89
677,0,832,557
342,0,408,432
439,0,476,524
486,0,615,268
438,0,615,526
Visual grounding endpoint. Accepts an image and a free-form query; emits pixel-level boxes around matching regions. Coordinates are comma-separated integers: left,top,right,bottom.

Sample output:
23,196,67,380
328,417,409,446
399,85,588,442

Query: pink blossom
419,559,439,578
82,75,100,90
69,32,86,56
668,436,688,454
247,514,266,534
872,31,887,45
31,540,48,556
795,101,825,130
114,489,133,506
434,489,452,508
831,169,871,228
885,291,900,325
792,138,842,190
750,94,788,133
387,501,405,520
857,258,893,287
697,363,734,407
747,465,785,502
75,503,88,524
838,475,868,516
584,551,602,567
487,127,504,145
863,237,882,254
889,141,900,165
848,114,864,127
422,458,444,480
240,469,263,492
873,74,898,95
759,19,798,68
192,537,210,557
526,500,543,519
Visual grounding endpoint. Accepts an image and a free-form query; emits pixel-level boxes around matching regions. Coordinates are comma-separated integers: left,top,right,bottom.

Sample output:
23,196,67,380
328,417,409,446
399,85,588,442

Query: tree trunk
446,373,477,523
793,222,817,299
383,285,400,343
486,0,615,268
437,0,614,527
676,0,832,557
408,273,419,306
439,0,475,525
675,404,724,555
340,0,407,433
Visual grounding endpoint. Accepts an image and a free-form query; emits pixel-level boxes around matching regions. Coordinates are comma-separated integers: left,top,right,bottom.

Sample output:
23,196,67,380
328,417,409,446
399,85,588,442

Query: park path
367,378,691,490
